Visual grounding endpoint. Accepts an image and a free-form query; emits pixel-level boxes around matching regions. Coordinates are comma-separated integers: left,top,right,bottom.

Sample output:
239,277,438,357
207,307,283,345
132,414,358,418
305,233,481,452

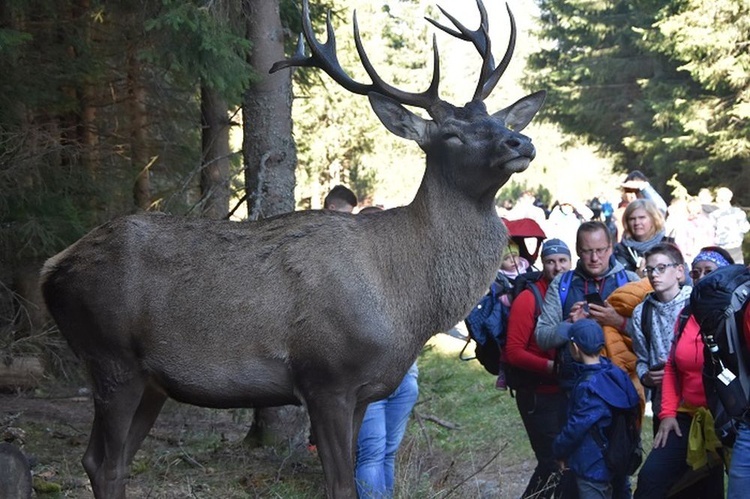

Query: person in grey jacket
535,221,640,354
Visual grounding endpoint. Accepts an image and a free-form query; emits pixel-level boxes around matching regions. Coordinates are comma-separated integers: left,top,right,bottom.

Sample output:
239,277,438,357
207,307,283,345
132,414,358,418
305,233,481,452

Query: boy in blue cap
553,318,640,499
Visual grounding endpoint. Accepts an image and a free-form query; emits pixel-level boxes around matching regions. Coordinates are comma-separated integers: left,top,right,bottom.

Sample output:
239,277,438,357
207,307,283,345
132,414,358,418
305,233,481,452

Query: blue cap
568,318,605,355
541,238,571,259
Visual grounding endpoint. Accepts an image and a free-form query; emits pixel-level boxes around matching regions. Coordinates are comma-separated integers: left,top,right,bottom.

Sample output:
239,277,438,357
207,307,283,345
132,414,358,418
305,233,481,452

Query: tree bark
200,85,231,219
128,42,151,211
242,0,304,448
242,0,297,220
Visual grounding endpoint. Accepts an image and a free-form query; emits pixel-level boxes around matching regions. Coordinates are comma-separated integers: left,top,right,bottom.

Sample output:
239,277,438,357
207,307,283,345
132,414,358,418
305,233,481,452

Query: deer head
271,0,546,203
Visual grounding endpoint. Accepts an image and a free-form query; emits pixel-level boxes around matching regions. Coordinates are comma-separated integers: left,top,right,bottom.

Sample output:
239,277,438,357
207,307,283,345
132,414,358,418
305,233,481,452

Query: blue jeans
355,365,419,499
577,477,612,499
728,421,750,499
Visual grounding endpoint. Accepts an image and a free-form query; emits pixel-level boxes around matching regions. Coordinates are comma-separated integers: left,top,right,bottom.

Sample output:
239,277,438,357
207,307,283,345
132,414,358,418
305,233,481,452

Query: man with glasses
535,221,640,361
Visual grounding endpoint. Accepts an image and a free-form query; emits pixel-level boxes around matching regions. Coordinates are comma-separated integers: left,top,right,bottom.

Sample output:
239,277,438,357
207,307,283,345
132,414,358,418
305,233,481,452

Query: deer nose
504,135,536,159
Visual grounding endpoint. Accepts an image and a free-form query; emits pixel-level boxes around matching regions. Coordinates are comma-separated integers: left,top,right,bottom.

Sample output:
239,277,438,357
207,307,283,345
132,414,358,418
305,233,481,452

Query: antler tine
352,12,440,109
270,0,441,110
477,3,517,100
425,3,493,65
270,0,372,95
426,0,510,102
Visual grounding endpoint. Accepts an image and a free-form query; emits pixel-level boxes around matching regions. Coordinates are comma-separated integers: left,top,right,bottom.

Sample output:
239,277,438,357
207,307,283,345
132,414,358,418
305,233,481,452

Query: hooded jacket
603,278,653,407
553,357,641,483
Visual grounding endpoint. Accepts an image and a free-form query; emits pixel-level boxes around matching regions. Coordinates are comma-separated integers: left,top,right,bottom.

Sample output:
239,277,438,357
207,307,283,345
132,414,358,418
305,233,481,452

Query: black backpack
691,264,750,446
592,404,643,478
461,271,543,375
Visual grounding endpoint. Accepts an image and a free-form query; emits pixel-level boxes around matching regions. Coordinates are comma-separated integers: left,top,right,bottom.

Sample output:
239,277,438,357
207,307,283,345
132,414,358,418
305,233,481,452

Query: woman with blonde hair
614,199,666,274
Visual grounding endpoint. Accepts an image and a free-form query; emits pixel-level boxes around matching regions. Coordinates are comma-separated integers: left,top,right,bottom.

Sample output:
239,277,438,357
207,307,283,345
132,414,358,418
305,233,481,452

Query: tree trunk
200,85,231,219
242,0,296,220
128,42,151,211
242,0,305,448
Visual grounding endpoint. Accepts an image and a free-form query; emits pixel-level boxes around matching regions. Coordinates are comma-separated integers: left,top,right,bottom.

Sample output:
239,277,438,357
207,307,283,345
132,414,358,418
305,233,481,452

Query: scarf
621,229,666,255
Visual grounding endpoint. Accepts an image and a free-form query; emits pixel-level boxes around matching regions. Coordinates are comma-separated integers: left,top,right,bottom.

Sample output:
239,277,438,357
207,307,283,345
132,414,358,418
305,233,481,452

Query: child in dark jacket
553,319,640,499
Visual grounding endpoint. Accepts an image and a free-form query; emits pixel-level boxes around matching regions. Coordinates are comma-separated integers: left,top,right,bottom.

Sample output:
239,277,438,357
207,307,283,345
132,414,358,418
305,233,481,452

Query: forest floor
1,333,536,498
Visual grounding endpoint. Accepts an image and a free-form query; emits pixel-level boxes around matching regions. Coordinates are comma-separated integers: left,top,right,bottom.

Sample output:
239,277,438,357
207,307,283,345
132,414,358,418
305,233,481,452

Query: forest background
1,0,749,440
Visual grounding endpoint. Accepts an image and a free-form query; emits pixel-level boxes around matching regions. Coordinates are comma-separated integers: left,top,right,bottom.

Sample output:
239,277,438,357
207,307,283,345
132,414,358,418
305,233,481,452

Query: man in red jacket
505,238,572,498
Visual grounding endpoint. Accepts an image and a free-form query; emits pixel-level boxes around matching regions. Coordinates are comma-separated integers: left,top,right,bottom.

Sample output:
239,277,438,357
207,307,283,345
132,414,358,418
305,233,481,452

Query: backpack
691,264,750,447
461,271,543,375
557,269,630,314
592,404,643,478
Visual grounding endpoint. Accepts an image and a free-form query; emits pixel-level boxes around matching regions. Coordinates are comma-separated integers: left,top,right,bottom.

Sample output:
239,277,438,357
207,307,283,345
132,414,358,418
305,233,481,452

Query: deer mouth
502,157,532,172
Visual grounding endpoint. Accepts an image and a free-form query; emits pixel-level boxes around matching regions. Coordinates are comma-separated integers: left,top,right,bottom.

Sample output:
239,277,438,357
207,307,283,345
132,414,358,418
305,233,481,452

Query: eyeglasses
644,263,680,276
579,247,610,258
689,268,713,280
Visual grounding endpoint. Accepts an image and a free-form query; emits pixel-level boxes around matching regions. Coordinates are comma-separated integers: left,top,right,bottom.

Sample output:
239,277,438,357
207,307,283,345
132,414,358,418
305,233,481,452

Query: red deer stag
41,0,545,497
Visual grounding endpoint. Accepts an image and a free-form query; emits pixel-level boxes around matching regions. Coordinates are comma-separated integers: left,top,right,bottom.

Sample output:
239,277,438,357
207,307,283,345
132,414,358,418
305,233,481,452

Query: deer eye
441,132,463,146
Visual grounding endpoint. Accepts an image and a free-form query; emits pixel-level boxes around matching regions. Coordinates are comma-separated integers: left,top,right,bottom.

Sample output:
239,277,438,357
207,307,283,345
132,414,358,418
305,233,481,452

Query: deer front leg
306,394,358,498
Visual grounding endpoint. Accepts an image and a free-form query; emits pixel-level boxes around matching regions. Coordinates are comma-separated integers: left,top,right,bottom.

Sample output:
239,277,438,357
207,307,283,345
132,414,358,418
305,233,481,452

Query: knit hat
568,318,605,355
541,238,571,259
502,241,520,259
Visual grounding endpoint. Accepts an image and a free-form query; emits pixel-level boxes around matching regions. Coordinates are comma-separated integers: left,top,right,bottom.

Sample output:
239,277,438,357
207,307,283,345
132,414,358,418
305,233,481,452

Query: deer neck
393,170,506,333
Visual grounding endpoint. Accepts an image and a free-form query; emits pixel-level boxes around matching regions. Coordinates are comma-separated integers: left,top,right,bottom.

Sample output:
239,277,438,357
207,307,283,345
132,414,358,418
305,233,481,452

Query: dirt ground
1,386,532,498
1,333,534,497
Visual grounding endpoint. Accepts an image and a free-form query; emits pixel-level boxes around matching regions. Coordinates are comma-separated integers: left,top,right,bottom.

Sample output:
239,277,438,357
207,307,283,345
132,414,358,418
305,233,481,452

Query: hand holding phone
584,292,605,307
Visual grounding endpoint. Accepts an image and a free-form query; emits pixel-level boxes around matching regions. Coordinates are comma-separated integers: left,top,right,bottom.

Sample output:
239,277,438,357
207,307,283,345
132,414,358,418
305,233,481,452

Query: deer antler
270,0,441,110
426,0,516,101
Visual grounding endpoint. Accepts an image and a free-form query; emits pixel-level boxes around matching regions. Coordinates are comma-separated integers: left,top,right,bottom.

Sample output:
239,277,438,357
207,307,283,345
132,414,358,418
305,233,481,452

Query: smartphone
584,292,605,307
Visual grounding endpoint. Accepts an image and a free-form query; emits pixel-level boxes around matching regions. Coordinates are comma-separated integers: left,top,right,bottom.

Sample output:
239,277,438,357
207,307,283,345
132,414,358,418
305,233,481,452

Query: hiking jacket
603,278,652,406
504,277,559,393
630,285,692,381
553,358,640,483
535,258,639,351
661,314,707,419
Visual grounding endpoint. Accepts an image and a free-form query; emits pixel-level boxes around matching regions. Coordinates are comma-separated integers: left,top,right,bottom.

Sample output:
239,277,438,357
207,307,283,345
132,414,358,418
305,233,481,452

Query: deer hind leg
83,371,152,499
306,394,358,499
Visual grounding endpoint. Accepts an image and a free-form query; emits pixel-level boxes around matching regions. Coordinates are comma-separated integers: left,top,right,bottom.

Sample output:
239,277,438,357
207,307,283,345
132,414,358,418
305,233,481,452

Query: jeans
728,421,750,499
634,413,723,499
577,477,612,499
515,388,567,498
355,365,419,499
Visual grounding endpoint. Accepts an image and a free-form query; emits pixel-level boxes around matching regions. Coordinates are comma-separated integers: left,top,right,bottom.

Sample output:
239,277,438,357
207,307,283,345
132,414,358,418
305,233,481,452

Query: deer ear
368,93,430,143
492,90,547,132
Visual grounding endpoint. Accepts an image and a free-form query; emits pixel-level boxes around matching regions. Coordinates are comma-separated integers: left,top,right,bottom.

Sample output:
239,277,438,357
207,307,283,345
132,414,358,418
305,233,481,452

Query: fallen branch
414,411,461,430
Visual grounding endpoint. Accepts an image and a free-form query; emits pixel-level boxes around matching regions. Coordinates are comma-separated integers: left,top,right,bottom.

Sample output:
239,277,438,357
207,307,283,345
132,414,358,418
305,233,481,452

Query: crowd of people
322,178,750,499
497,174,750,499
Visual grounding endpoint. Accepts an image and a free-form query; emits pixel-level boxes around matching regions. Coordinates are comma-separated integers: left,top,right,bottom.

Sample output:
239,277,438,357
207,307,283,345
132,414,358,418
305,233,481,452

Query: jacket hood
583,358,640,410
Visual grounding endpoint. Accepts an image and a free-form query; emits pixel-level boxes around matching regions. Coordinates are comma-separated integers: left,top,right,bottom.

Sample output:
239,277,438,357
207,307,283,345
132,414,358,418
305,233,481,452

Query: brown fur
39,1,545,497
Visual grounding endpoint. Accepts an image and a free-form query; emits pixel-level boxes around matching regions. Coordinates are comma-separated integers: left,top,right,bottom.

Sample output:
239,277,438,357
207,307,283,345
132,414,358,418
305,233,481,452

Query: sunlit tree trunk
242,0,296,220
